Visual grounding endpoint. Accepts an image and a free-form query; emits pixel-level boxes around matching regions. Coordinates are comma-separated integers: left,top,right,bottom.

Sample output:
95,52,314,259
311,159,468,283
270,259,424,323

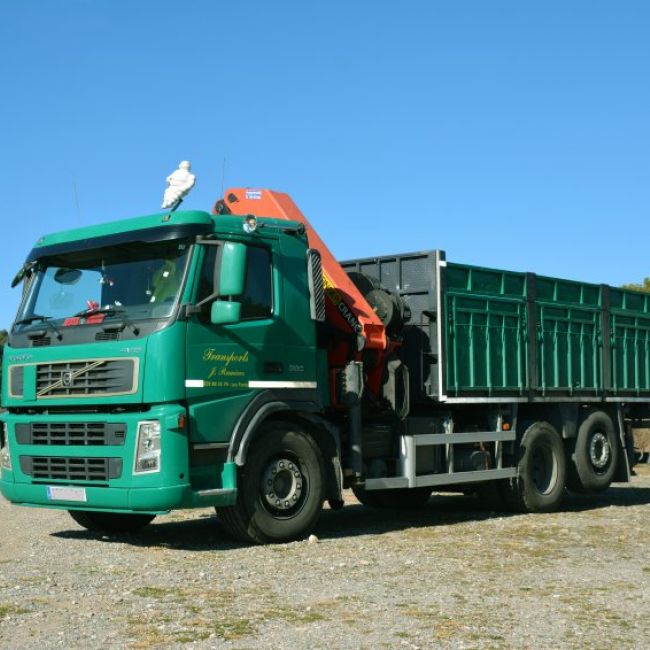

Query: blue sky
1,1,649,329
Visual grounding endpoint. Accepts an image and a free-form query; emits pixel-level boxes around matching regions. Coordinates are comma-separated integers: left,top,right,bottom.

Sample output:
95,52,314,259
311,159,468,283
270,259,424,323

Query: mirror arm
181,290,222,319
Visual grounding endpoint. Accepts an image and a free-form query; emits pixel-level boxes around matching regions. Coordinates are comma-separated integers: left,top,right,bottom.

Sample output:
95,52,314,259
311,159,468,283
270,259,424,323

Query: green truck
0,187,644,543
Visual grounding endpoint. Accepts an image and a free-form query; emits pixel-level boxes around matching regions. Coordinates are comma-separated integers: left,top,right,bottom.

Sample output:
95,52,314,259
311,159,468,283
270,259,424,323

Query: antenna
72,179,81,221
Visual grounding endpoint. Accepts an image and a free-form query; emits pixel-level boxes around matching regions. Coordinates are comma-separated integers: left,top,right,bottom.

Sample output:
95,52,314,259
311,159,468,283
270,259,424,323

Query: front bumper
0,405,236,513
0,481,191,513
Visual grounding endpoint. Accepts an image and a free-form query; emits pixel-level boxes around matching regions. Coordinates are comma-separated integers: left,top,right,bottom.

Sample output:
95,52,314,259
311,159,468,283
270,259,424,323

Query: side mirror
11,260,38,288
211,300,241,325
216,243,247,297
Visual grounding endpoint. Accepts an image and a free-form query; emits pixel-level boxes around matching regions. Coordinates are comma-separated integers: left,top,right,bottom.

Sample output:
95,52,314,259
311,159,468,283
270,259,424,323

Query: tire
498,421,566,513
352,486,431,509
218,421,325,544
566,457,588,493
570,411,618,493
68,510,155,533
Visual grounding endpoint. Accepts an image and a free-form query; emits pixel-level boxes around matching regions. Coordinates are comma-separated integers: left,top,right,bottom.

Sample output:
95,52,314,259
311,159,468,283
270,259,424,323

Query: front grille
20,456,122,481
15,422,126,446
31,337,51,347
36,358,137,398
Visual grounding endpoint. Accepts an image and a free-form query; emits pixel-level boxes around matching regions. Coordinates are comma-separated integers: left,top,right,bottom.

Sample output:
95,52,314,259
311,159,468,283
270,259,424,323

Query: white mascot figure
162,160,196,209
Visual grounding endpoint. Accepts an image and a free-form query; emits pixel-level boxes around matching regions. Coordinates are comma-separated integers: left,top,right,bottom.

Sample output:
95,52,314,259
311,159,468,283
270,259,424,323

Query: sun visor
26,222,212,263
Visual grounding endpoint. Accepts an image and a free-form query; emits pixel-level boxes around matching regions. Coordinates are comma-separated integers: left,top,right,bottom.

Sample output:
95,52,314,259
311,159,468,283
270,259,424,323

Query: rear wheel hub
589,432,611,470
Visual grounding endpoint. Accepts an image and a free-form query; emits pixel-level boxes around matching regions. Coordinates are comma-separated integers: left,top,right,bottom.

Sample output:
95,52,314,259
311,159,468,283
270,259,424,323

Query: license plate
46,486,87,502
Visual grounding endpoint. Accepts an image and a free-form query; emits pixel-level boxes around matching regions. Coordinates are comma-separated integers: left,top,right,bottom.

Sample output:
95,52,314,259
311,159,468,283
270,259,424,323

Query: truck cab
0,208,331,538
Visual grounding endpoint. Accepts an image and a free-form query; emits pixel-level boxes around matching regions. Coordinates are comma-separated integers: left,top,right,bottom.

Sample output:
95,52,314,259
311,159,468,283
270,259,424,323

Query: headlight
133,421,161,474
0,423,11,471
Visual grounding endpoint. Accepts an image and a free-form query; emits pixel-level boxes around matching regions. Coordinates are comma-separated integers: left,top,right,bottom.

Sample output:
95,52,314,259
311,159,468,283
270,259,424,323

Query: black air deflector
26,223,212,263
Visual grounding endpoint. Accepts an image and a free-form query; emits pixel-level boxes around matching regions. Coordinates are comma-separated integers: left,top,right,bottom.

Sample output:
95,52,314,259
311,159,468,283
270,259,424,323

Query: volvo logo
37,360,107,398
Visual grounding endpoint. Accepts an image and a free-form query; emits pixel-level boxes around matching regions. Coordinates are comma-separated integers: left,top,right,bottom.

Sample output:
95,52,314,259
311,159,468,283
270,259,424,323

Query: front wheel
499,421,566,513
218,421,325,544
68,510,155,533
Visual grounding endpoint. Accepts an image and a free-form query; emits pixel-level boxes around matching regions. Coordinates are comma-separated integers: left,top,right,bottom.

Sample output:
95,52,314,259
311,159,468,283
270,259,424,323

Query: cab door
185,239,286,443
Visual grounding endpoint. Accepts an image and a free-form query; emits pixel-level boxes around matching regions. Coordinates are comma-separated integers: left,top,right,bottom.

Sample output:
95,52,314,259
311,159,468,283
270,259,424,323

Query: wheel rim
530,443,558,495
589,431,611,472
260,456,306,517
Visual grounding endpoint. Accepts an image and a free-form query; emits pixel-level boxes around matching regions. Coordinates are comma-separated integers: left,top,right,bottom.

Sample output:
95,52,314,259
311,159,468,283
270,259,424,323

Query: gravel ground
1,466,650,650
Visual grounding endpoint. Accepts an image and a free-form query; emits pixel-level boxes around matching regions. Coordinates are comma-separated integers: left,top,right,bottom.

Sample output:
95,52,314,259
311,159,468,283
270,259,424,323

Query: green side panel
445,264,607,396
610,288,650,393
534,276,602,393
446,263,527,394
446,264,526,299
610,287,650,313
536,276,601,307
536,304,601,392
610,313,650,392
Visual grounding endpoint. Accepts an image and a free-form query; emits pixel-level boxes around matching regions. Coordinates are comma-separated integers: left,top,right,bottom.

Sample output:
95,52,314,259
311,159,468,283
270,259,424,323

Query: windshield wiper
15,314,52,326
74,305,121,318
74,305,140,335
14,314,63,340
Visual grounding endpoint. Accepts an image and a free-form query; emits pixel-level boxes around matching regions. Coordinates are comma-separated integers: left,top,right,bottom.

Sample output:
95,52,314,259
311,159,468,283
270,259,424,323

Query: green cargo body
342,251,650,401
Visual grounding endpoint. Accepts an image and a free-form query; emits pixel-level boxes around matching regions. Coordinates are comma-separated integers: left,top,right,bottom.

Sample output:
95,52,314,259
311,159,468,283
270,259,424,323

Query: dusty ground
1,466,650,649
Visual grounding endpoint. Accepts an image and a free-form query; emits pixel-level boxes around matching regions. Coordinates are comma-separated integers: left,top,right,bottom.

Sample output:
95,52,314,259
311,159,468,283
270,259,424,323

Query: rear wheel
499,421,566,513
569,411,618,493
352,486,432,509
68,510,155,533
218,421,325,544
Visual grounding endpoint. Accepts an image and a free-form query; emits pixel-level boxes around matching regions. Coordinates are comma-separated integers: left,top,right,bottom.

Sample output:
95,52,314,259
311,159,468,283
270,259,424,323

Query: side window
195,245,272,321
241,247,272,319
196,246,218,305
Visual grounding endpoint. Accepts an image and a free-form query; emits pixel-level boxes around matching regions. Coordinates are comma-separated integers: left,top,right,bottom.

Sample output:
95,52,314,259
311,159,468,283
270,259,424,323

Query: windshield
15,238,191,330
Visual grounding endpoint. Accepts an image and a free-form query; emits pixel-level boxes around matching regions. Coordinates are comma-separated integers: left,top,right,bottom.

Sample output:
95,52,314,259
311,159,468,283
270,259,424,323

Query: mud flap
615,406,632,481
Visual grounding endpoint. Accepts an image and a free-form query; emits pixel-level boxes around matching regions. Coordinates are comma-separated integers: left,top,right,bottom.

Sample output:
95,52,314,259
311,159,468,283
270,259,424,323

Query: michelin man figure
162,160,196,209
